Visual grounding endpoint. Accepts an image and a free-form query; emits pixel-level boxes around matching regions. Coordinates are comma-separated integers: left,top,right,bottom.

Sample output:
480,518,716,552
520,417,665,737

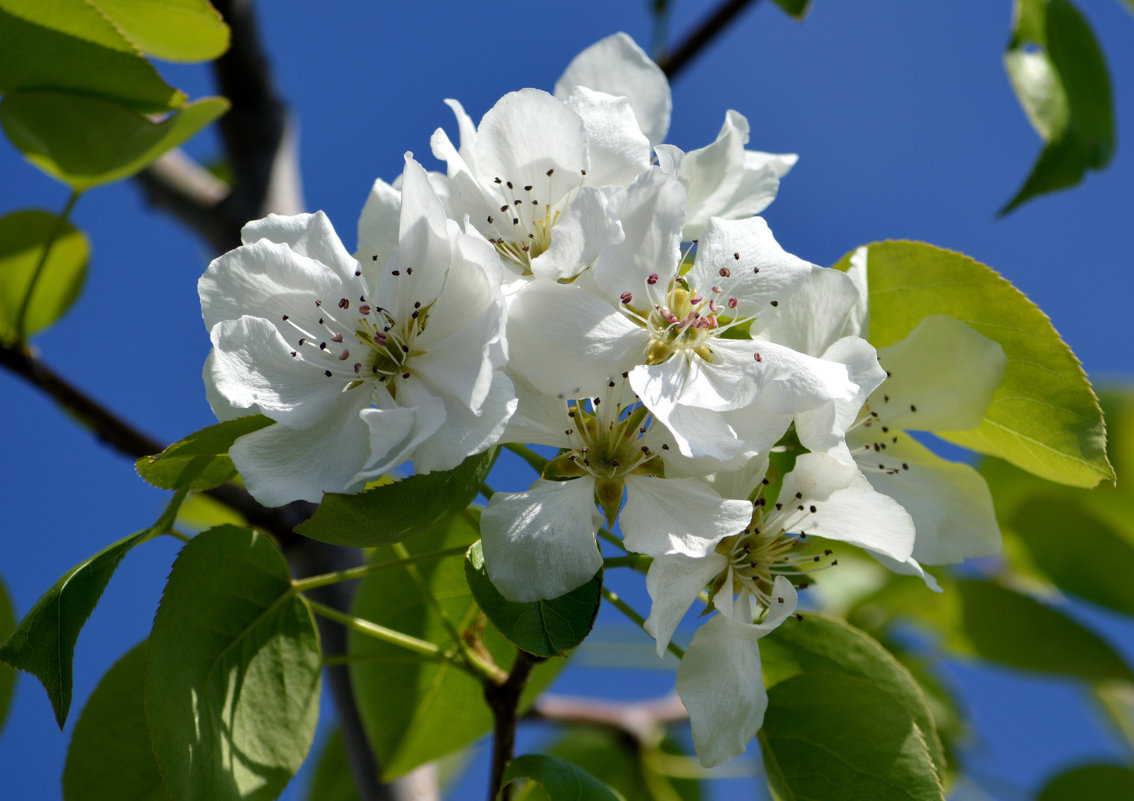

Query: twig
484,650,542,801
659,0,761,79
527,693,689,742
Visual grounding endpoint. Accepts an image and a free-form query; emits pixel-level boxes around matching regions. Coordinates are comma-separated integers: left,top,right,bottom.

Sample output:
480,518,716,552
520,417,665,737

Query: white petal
507,281,647,398
781,452,916,563
395,155,452,305
676,614,765,768
563,86,651,187
412,372,516,474
854,433,1001,564
748,266,865,357
621,475,751,558
442,97,478,159
357,393,446,477
692,217,814,314
794,336,885,454
229,390,373,506
208,316,347,429
532,186,624,281
356,177,401,269
555,32,671,146
240,211,358,285
480,478,604,602
872,314,1007,431
644,551,728,656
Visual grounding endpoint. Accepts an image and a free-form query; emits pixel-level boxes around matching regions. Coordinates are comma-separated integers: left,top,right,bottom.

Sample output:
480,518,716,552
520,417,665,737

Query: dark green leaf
0,574,14,735
1001,0,1114,214
136,415,273,492
1038,764,1134,801
304,729,358,801
759,674,945,801
146,525,321,801
0,91,229,191
350,514,561,779
62,641,165,801
0,2,183,113
89,0,229,62
297,448,497,546
465,540,601,657
0,209,88,341
953,578,1133,683
760,613,947,776
834,241,1111,487
502,755,625,801
770,0,811,19
0,530,147,726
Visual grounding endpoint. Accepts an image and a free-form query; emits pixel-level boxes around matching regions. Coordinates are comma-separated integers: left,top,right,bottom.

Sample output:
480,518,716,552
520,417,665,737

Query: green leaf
304,729,358,801
465,540,601,658
1095,681,1134,757
760,613,947,777
0,490,185,727
835,240,1111,487
523,729,703,801
136,415,274,492
0,574,15,735
502,755,626,801
1001,0,1114,214
146,525,321,801
0,209,88,341
0,1,184,113
0,529,147,726
1037,764,1134,801
350,514,561,779
0,91,229,191
770,0,811,19
88,0,229,62
759,674,945,801
297,447,498,547
62,641,165,801
952,578,1132,683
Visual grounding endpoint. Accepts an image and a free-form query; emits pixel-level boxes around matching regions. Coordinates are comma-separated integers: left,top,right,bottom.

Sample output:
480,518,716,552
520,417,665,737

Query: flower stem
15,190,80,342
291,546,468,593
602,587,685,659
305,597,447,663
603,554,652,571
503,442,548,474
484,649,542,801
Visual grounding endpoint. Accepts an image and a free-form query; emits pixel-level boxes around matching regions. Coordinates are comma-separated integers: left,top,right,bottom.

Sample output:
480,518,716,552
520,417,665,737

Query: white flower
507,169,858,462
480,380,751,602
199,156,515,506
645,453,917,766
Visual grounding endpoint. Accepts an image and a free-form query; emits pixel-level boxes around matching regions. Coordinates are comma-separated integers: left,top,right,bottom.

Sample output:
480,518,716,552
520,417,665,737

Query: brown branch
526,693,688,742
659,0,761,80
484,650,543,801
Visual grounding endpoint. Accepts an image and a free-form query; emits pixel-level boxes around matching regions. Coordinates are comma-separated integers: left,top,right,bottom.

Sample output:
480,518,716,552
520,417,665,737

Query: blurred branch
485,650,543,801
527,693,689,742
659,0,761,79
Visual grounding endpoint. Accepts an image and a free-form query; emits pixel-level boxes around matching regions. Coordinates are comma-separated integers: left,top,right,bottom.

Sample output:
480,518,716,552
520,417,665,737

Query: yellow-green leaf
0,91,228,191
89,0,229,62
0,209,88,341
835,241,1111,487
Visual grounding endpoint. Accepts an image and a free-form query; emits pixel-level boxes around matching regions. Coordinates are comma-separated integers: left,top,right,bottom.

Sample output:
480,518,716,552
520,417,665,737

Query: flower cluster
199,34,1005,767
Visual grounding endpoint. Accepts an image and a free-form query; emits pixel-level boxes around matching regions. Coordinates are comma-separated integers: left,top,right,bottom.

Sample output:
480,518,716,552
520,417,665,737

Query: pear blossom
507,169,858,462
645,453,917,766
199,156,515,506
480,379,752,602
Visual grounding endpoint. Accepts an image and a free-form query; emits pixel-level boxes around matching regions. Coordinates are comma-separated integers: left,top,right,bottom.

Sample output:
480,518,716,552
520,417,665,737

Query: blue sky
2,1,1133,799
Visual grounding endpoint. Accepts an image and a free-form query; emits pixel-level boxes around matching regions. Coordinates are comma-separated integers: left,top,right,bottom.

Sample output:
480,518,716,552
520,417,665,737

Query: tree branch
484,650,543,800
527,693,688,743
659,0,761,79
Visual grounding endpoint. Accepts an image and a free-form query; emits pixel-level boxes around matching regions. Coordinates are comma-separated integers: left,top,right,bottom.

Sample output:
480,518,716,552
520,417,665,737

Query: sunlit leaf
350,514,561,780
760,613,947,776
1095,681,1134,758
502,755,625,801
63,641,165,801
297,448,497,547
1001,0,1114,214
834,241,1111,487
0,91,229,191
0,209,88,341
1037,763,1134,801
759,673,945,801
0,1,183,113
465,540,601,658
146,525,321,801
89,0,229,62
0,574,14,735
136,415,273,492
